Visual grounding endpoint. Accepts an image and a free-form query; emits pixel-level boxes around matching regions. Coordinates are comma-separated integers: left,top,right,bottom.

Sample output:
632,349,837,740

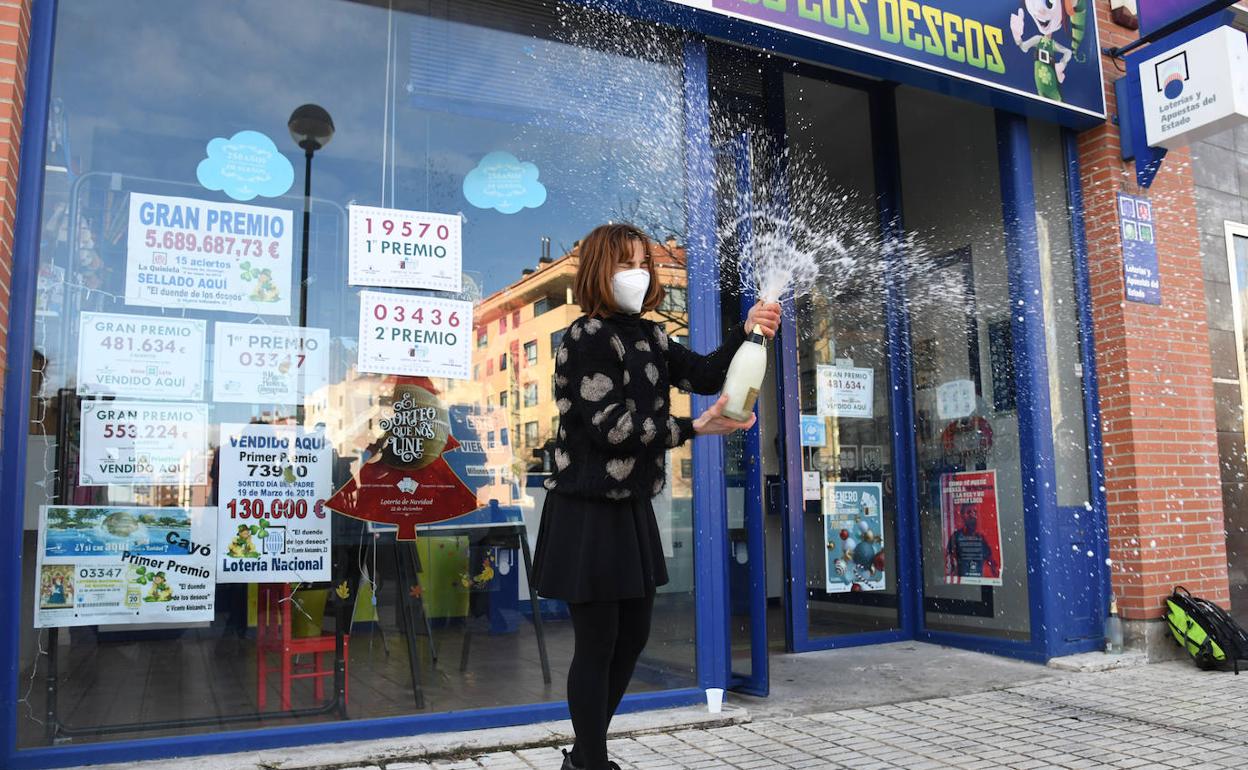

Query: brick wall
1078,1,1231,619
0,0,31,448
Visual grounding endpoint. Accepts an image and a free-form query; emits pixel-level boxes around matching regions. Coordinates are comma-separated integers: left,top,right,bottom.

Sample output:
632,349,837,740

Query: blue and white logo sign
462,151,547,214
800,415,827,448
196,130,295,202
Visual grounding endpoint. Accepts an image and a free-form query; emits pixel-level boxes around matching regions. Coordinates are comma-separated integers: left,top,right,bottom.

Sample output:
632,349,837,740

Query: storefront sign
212,322,330,404
1139,24,1248,149
327,378,481,539
816,364,874,418
357,290,473,380
823,481,886,593
800,414,827,446
462,151,548,214
79,401,209,486
76,312,206,401
1119,193,1161,304
126,192,294,316
348,205,462,291
216,423,332,583
665,0,1104,118
34,506,217,628
196,130,295,201
936,378,977,419
940,470,1003,585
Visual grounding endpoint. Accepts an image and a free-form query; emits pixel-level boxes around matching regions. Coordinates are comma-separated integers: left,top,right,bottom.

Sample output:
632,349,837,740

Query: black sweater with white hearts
543,313,748,501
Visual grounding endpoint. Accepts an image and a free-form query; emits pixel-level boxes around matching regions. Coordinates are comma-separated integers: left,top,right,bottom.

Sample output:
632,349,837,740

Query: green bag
1164,586,1248,674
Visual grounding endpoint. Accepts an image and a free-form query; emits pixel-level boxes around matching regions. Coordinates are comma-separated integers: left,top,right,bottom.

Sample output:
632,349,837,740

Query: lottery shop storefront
1,0,1111,767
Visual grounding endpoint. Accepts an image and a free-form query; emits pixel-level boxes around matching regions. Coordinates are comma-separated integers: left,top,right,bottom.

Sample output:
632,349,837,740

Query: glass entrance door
774,71,906,650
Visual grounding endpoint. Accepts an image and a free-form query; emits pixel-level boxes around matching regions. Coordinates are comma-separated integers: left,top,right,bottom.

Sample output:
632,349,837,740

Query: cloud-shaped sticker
462,151,547,214
196,130,294,202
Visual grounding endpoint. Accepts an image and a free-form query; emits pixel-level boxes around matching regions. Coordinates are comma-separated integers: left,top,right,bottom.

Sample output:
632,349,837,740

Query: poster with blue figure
196,130,294,202
823,482,886,594
462,152,547,214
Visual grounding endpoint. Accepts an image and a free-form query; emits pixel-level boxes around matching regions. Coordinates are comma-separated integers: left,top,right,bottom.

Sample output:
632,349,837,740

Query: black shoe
560,748,583,770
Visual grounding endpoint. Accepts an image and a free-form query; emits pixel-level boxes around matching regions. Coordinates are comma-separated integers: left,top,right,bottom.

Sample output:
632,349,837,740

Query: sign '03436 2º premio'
348,205,462,292
1140,24,1248,150
357,290,473,380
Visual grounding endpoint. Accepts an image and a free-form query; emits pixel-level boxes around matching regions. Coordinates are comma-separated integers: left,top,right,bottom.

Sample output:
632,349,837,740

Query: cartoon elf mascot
1010,0,1089,102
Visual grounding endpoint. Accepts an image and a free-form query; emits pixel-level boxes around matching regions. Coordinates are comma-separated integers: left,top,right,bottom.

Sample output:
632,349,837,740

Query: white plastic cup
705,687,724,713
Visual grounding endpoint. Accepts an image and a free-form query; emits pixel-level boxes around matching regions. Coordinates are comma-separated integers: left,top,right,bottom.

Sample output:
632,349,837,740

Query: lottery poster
356,290,472,380
216,423,332,583
125,192,293,316
34,506,217,628
348,204,462,291
940,470,1003,586
78,401,210,486
212,322,330,405
816,364,874,418
76,312,206,401
822,482,886,593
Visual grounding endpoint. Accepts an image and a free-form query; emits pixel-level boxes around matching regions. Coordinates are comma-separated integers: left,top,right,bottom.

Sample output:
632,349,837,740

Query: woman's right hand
693,394,755,435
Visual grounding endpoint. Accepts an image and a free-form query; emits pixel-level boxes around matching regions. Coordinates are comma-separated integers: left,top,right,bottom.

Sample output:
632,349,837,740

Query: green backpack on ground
1164,586,1248,674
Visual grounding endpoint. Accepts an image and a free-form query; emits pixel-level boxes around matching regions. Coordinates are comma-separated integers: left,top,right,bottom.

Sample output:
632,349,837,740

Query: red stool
256,584,349,710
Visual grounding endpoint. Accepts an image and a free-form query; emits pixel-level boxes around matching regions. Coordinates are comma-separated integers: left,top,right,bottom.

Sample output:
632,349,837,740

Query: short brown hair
573,223,666,318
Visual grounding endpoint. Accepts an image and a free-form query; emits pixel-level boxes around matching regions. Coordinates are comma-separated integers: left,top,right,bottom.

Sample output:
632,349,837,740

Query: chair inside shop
256,583,349,710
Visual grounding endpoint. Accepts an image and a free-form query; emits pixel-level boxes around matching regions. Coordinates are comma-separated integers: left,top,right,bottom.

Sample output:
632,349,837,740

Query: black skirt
530,491,669,604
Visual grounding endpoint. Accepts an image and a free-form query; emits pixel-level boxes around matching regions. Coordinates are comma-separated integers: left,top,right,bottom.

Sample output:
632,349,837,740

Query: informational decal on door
212,322,330,405
348,205,462,292
822,482,885,594
936,378,977,420
77,312,206,401
940,470,1003,586
126,192,293,315
216,423,332,583
816,364,874,418
357,290,472,380
79,401,209,486
34,505,217,628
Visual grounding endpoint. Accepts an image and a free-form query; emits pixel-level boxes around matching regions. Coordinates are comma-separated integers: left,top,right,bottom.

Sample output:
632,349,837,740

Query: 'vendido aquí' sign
666,0,1104,117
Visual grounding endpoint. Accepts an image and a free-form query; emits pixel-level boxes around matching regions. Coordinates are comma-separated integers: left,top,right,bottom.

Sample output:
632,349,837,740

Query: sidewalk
67,648,1247,770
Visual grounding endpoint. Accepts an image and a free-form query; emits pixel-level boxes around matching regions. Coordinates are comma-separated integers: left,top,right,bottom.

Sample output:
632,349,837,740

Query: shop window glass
17,0,693,748
1029,121,1090,509
898,88,1031,640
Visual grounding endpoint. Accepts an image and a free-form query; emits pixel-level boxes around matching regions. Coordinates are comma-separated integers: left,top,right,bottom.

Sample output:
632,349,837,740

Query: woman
531,223,781,770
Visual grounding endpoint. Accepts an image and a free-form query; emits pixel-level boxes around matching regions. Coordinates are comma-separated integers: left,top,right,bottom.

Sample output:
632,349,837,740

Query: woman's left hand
744,301,782,338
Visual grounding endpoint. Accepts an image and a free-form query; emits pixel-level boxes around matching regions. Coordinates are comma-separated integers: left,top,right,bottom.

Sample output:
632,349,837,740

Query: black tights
566,593,655,770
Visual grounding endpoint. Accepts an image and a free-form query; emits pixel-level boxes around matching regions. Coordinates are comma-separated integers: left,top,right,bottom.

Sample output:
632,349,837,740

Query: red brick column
1079,2,1230,631
0,0,31,446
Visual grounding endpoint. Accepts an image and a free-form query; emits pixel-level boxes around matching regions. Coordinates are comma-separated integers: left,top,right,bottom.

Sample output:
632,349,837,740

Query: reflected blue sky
49,0,687,303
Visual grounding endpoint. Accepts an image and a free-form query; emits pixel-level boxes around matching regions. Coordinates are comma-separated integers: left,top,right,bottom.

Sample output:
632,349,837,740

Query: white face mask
612,268,650,314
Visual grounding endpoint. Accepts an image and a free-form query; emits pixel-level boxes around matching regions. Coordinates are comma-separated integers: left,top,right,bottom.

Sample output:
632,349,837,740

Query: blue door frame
1,2,1108,768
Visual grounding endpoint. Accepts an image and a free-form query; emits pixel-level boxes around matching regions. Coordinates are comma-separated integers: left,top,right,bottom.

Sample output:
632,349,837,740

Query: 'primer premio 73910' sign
667,0,1105,117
